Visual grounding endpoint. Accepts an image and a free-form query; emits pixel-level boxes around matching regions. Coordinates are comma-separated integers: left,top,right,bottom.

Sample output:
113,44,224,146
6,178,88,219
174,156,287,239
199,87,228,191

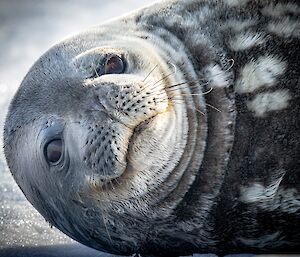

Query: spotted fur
3,0,300,256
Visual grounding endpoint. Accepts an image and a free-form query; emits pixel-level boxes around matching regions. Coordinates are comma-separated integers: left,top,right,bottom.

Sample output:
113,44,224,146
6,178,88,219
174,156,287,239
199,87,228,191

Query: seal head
4,2,239,256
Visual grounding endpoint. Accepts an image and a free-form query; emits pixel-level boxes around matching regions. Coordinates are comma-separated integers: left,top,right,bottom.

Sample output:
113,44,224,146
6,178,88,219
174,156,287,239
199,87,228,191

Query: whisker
206,103,222,113
225,58,235,71
138,70,175,96
154,88,213,103
167,61,177,75
156,95,221,114
154,96,186,105
139,61,186,94
168,98,221,113
201,87,213,95
142,64,158,82
138,62,187,97
93,66,100,78
150,70,176,88
113,178,122,186
171,87,213,97
195,108,205,116
167,79,208,90
144,81,210,99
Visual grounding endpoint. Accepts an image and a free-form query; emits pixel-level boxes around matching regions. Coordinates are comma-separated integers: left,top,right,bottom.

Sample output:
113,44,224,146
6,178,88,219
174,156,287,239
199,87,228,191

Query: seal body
3,0,300,256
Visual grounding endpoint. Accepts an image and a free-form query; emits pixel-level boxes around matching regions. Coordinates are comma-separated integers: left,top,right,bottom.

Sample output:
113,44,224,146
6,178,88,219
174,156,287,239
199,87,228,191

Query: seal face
3,0,300,256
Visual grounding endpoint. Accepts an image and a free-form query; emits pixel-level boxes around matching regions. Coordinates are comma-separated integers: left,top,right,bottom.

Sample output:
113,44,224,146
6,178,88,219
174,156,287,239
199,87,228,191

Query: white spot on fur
229,31,266,51
267,17,300,38
237,232,283,248
222,19,257,32
236,55,287,93
224,0,250,7
164,7,213,30
204,64,231,88
262,3,300,17
247,90,291,117
240,176,300,213
240,177,283,203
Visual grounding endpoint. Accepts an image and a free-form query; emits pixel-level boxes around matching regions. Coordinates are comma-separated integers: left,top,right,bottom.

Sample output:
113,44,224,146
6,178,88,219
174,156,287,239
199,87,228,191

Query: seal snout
81,74,169,189
86,76,168,128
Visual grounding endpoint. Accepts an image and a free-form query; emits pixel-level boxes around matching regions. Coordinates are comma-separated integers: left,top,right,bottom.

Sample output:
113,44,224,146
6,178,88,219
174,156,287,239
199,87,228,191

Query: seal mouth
86,110,167,193
99,116,155,189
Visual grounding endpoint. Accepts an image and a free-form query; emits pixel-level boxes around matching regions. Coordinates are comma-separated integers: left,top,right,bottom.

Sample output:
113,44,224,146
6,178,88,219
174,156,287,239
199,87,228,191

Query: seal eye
104,55,125,74
45,139,63,164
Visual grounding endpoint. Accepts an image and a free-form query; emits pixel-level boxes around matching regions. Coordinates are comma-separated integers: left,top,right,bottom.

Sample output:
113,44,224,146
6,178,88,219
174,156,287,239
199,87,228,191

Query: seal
3,0,300,256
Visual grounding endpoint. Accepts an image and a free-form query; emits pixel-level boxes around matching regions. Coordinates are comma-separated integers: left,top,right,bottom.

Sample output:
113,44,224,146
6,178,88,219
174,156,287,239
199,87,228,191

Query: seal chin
83,113,169,191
